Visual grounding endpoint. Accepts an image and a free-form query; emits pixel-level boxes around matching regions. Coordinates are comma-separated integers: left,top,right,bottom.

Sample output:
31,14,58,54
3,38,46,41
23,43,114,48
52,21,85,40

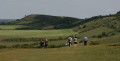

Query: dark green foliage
21,44,30,48
98,35,102,39
0,45,7,49
1,38,46,42
79,40,83,43
90,41,99,45
102,32,108,37
92,35,97,38
110,32,115,36
16,27,31,30
12,42,39,48
0,22,6,25
12,44,21,48
117,29,120,32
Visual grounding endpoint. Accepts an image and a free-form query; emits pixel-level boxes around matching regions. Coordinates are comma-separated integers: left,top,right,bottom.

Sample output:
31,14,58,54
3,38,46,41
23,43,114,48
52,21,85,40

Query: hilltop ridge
9,14,83,30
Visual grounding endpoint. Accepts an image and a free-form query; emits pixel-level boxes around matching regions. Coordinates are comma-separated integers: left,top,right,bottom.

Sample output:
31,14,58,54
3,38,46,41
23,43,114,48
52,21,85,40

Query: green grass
0,29,76,38
0,45,120,61
77,27,114,38
0,30,120,61
0,25,28,30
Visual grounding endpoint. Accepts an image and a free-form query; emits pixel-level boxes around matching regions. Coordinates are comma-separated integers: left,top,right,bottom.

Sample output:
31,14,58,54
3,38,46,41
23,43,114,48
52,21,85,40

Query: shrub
110,32,115,36
0,45,7,49
79,40,83,43
102,32,108,37
117,29,120,32
92,35,97,38
21,44,30,48
12,44,21,48
1,38,46,42
98,35,102,39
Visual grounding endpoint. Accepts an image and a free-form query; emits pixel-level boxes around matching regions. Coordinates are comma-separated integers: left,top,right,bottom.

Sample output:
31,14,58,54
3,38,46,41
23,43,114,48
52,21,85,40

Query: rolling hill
9,14,83,30
73,11,120,38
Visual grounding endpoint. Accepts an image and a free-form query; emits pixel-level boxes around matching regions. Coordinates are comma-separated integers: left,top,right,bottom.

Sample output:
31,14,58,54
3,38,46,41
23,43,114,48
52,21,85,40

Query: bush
117,29,120,32
0,45,7,49
1,38,46,42
102,32,108,37
110,32,115,36
98,35,102,39
92,35,97,38
12,44,21,48
21,44,30,48
90,41,99,45
79,40,83,43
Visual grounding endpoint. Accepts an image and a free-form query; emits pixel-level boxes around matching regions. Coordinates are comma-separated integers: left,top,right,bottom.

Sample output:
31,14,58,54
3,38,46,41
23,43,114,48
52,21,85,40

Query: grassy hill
73,11,120,38
9,14,83,30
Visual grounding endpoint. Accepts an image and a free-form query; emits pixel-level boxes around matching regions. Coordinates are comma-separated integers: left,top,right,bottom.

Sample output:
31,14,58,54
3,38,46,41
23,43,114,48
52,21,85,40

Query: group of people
67,36,88,47
40,36,88,48
40,39,48,48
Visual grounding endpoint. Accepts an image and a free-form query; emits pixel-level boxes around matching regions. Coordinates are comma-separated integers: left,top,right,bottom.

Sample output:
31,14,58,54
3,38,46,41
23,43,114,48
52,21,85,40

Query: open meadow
0,33,120,61
0,25,120,61
0,44,120,61
0,29,76,38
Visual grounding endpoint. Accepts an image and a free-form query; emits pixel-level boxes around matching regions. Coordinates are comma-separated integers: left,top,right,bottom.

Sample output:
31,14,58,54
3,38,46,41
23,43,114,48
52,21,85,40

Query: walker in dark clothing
40,41,44,48
84,41,87,46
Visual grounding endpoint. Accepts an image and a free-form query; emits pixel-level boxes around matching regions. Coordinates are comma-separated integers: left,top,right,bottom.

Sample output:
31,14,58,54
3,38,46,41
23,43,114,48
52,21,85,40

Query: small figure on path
68,36,72,47
84,36,88,46
74,36,78,46
45,39,48,48
40,41,44,48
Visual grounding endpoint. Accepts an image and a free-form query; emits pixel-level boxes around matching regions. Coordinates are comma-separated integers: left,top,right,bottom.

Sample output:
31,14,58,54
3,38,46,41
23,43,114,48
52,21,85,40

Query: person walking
84,36,88,46
45,39,48,48
74,36,78,46
40,41,44,48
68,36,72,47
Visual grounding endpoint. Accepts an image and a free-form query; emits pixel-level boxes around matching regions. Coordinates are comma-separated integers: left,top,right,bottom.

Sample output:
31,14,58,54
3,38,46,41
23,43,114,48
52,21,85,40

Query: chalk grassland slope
73,12,120,38
77,27,115,38
10,14,83,29
0,29,76,38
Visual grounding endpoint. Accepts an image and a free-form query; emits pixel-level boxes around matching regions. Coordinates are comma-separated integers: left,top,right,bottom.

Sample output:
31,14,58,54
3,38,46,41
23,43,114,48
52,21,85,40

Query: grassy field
0,29,76,38
0,45,120,61
0,24,120,61
0,34,120,61
0,25,27,30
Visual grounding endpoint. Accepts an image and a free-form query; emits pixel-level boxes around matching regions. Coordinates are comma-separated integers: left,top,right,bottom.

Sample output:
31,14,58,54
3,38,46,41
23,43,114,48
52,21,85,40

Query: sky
0,0,120,19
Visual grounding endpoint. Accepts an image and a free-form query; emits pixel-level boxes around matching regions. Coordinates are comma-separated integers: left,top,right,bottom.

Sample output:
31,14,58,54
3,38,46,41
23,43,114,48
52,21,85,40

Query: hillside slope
73,11,120,38
10,14,83,29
